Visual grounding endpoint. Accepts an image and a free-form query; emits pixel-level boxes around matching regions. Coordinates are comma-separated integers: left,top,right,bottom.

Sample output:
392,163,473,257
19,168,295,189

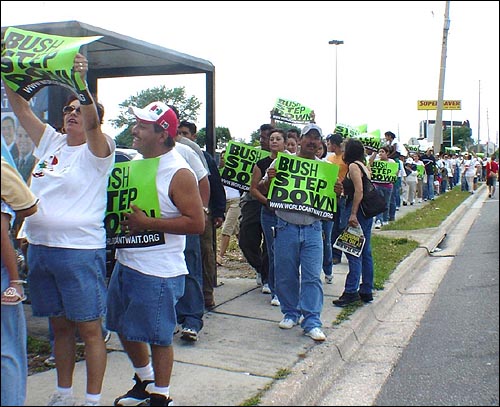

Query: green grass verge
332,185,475,325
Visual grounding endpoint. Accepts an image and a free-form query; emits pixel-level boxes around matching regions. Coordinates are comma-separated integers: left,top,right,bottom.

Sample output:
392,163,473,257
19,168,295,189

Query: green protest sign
105,158,164,249
271,98,313,124
356,124,368,133
1,27,102,100
219,141,270,192
370,160,399,183
357,134,381,152
416,164,425,179
405,144,420,153
334,123,361,138
268,153,338,219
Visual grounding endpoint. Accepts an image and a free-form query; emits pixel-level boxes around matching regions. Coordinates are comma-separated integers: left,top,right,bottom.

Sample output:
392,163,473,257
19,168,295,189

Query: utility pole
477,80,481,146
328,39,344,126
434,0,450,153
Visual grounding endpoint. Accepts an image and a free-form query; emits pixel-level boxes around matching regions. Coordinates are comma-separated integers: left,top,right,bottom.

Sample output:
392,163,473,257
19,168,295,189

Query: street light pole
329,39,344,126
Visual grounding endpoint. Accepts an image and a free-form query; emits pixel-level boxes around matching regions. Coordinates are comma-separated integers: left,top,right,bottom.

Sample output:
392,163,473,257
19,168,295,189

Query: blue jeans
425,174,435,199
27,245,107,321
343,201,374,296
1,263,27,406
331,196,347,262
260,207,277,296
107,263,185,346
389,177,401,220
176,234,204,332
321,220,333,277
274,218,324,332
375,185,393,223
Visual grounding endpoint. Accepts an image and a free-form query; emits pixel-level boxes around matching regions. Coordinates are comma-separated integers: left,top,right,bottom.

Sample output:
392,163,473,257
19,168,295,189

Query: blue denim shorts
27,245,107,322
106,262,185,346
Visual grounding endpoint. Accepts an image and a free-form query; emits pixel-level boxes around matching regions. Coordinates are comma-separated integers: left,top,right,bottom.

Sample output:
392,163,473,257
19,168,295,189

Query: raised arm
73,53,111,158
3,81,46,147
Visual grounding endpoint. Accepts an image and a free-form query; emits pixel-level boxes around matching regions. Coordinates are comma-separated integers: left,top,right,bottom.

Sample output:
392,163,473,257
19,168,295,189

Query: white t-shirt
224,185,240,200
116,149,192,277
24,124,115,249
174,143,208,181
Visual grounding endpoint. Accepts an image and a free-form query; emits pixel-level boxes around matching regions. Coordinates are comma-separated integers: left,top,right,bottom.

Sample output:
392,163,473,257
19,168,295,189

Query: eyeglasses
62,105,81,115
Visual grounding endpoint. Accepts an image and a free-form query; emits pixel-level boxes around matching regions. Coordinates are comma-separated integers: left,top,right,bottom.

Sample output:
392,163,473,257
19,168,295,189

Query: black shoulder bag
354,162,386,218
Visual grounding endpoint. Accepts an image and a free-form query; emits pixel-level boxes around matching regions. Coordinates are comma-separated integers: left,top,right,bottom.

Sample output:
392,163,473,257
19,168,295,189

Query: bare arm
249,165,268,206
3,82,45,147
122,168,205,235
73,53,111,158
348,163,364,227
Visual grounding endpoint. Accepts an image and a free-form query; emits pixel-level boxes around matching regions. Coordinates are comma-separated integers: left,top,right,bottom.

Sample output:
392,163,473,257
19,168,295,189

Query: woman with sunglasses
3,52,115,406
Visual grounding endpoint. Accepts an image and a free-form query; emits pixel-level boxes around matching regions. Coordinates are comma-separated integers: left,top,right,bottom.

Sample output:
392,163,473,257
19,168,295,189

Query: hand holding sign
120,204,147,235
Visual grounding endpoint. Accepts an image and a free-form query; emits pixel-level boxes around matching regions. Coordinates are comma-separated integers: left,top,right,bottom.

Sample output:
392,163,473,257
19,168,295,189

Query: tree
442,126,473,151
196,126,232,150
111,86,201,147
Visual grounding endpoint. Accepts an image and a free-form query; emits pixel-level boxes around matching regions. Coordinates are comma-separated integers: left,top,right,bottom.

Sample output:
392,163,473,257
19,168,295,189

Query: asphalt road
375,193,499,406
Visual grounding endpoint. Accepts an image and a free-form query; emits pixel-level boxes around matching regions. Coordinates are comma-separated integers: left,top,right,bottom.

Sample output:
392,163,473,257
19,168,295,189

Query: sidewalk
24,188,485,406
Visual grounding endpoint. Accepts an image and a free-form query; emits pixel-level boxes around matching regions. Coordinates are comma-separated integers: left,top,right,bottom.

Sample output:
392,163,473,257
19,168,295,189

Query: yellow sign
417,100,461,110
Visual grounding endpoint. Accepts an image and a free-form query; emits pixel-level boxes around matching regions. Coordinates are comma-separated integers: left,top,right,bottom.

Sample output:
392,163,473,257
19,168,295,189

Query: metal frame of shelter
1,20,217,155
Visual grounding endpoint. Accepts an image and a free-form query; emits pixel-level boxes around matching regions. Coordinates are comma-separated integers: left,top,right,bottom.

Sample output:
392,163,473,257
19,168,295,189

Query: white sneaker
262,283,271,294
325,275,333,284
382,221,389,226
270,295,280,306
181,327,198,341
279,318,297,329
374,220,382,229
305,327,326,342
256,273,262,286
48,392,76,406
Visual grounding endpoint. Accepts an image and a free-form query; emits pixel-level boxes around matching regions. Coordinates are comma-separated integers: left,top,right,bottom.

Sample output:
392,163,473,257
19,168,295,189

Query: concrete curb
260,187,485,406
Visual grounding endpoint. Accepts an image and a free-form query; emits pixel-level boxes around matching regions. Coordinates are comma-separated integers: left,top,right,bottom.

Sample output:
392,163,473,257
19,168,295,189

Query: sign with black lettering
334,123,362,138
219,141,270,191
357,134,382,152
1,27,102,100
332,226,365,257
267,153,339,219
105,158,165,249
370,160,399,183
271,98,313,124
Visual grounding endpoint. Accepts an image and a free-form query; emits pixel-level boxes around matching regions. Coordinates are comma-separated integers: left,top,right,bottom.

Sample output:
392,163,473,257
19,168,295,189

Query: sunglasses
62,105,81,115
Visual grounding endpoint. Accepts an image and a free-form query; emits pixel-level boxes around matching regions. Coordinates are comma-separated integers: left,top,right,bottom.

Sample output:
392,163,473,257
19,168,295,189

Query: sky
2,1,499,147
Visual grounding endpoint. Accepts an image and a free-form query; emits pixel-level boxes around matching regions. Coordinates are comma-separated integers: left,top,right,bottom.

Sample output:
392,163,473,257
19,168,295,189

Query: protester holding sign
3,52,115,406
108,101,205,407
333,138,375,307
263,124,328,342
238,124,273,289
327,133,349,267
369,146,396,229
250,129,287,305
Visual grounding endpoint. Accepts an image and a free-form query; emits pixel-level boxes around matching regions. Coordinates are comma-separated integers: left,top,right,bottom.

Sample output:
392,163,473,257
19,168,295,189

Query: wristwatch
203,207,210,215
